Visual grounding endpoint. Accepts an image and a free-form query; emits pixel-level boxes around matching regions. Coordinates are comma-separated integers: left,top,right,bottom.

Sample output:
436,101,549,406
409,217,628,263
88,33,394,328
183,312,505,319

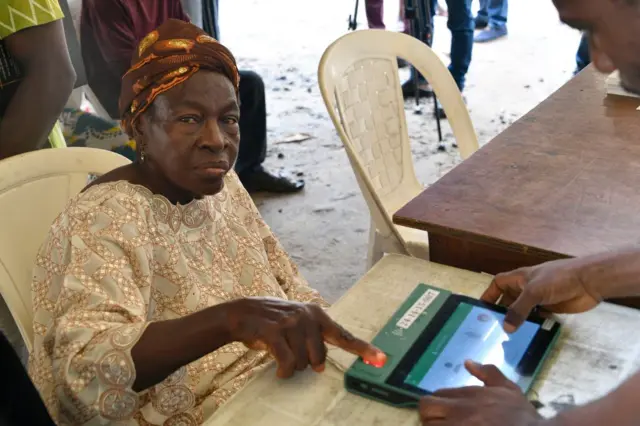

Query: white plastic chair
318,30,479,269
0,148,130,351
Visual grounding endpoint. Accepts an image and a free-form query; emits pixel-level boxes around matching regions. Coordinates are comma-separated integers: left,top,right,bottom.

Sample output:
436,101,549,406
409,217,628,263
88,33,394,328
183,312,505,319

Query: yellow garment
0,0,64,39
29,171,326,425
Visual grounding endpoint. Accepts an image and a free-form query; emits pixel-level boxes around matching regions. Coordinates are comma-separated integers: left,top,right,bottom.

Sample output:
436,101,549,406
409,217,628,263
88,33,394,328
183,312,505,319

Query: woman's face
137,71,240,199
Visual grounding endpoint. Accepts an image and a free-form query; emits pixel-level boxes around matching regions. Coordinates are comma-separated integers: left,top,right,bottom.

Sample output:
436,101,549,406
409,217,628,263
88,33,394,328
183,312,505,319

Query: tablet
344,284,560,407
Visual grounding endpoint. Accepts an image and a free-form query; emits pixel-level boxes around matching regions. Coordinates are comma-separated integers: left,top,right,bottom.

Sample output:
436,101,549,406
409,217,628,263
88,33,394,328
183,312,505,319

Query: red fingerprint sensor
363,355,387,368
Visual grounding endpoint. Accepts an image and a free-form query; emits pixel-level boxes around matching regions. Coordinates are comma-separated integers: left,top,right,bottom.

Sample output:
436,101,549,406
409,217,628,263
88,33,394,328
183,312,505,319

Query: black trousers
235,70,268,177
202,1,266,177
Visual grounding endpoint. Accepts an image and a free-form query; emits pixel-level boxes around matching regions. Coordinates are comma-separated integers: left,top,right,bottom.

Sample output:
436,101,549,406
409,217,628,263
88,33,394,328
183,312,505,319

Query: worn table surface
206,255,640,425
393,66,640,275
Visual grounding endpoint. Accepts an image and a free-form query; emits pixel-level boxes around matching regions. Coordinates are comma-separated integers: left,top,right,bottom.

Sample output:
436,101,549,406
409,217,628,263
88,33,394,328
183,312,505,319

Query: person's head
553,0,640,93
119,19,240,201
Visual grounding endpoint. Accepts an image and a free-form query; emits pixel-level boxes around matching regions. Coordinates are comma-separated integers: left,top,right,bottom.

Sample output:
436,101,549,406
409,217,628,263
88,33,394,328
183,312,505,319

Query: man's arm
481,246,640,331
553,370,640,426
0,20,75,158
575,246,640,299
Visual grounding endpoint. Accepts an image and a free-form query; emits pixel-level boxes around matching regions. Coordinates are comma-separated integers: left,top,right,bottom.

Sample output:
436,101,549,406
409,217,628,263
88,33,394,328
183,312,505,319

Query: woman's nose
199,120,226,151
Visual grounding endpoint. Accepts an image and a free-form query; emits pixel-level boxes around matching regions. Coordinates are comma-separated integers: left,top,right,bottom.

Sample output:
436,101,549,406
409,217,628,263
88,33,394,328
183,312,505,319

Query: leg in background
486,0,507,29
445,0,474,91
475,0,489,28
474,0,508,42
401,0,436,98
235,70,305,193
400,0,410,34
365,0,386,29
575,33,591,75
236,70,267,176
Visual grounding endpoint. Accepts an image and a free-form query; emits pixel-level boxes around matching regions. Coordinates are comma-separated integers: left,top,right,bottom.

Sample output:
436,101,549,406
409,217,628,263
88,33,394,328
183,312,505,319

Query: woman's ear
132,116,145,140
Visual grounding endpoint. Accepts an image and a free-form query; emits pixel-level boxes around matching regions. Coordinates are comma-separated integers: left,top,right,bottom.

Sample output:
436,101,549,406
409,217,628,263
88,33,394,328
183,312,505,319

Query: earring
139,149,146,163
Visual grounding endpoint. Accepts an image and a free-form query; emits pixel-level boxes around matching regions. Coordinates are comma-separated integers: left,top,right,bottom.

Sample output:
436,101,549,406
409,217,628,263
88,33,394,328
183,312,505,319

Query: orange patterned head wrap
119,19,239,136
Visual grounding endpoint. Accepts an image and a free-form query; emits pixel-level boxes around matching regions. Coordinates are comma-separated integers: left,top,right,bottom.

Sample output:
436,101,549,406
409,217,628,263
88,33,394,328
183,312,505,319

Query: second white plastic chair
0,148,130,351
318,30,479,269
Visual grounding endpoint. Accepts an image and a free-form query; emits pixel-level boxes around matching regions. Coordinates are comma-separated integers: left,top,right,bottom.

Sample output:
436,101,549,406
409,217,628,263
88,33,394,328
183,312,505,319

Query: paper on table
606,71,640,99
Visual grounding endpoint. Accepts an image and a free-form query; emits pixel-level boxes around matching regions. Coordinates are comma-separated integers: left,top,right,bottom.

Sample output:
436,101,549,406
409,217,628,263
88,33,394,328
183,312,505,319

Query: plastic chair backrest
318,30,479,245
0,148,130,351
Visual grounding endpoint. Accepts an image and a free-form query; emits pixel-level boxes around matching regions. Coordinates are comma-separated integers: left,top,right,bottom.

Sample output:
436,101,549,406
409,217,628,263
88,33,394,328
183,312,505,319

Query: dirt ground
220,0,582,302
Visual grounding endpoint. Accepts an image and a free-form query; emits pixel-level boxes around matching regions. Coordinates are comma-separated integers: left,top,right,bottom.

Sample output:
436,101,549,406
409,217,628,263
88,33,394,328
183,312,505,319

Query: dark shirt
80,0,188,119
0,332,55,425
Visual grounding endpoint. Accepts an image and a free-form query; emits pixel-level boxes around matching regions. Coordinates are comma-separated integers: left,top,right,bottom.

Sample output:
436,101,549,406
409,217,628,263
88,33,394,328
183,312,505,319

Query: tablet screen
404,302,540,392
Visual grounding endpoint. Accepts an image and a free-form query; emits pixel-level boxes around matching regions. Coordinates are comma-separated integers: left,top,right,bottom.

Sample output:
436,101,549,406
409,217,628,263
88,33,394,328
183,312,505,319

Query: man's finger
464,360,519,390
321,318,386,366
504,286,540,333
418,395,456,420
269,336,296,379
433,386,484,398
481,272,524,304
480,280,504,304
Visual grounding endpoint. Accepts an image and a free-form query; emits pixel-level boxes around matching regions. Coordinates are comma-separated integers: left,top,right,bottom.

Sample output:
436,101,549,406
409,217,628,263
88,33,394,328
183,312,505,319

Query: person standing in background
474,0,508,43
0,0,76,159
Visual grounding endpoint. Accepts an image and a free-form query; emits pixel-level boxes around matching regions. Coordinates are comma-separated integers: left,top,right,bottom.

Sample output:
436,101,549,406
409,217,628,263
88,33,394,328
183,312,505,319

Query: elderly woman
29,19,385,425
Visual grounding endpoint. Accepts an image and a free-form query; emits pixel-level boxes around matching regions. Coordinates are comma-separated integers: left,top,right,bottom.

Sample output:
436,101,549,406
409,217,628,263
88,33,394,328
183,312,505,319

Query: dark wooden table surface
394,66,640,276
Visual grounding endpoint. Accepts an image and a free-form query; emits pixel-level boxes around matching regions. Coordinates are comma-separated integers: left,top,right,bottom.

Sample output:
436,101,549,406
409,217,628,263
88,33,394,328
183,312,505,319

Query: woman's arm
0,19,75,158
130,303,233,391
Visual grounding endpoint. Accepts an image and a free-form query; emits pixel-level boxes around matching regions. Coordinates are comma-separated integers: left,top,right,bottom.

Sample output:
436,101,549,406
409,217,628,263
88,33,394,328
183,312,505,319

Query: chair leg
367,226,384,269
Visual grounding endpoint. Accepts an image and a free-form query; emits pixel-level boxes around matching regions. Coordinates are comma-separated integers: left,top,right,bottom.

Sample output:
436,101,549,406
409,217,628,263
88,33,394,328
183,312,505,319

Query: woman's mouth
198,161,230,178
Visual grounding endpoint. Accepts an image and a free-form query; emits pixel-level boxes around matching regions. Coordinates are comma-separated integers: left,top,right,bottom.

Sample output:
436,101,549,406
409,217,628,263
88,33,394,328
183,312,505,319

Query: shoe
474,26,508,43
239,166,305,193
474,16,488,30
401,79,433,99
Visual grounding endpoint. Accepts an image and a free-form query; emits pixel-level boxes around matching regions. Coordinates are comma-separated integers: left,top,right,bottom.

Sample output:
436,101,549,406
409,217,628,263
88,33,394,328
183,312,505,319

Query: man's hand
481,258,601,332
419,361,544,426
225,297,386,378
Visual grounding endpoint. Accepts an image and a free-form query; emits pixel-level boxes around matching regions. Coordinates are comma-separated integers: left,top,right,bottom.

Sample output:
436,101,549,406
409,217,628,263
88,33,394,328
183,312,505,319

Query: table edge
393,214,570,260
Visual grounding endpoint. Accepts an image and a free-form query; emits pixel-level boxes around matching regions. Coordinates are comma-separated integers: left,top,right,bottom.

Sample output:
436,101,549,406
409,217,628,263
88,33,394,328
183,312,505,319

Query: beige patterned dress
28,171,326,425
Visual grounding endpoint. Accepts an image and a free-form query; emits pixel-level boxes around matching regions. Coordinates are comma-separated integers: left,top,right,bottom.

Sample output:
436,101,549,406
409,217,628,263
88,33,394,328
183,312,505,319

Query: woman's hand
419,361,545,426
481,258,602,332
225,297,386,378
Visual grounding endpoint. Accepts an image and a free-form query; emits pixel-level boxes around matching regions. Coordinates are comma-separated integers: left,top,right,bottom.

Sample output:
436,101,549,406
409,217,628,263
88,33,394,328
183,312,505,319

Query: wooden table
206,255,640,425
394,67,640,275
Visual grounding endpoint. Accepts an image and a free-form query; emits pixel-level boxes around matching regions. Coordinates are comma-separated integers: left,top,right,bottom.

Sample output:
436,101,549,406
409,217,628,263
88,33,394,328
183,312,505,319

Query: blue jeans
575,33,590,74
411,0,474,91
477,0,508,29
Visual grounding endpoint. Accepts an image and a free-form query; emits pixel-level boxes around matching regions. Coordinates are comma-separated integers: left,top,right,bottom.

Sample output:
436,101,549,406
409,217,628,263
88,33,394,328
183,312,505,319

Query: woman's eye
179,116,200,124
